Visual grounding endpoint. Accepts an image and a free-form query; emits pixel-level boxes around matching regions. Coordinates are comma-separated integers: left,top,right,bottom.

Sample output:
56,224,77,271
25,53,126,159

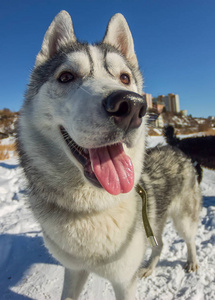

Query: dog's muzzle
102,91,147,132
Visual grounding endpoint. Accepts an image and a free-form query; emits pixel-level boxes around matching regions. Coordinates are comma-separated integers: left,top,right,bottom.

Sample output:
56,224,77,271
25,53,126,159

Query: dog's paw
138,267,154,278
184,261,198,273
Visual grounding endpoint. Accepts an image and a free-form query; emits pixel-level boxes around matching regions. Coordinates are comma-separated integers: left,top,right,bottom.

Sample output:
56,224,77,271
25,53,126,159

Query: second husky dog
17,11,201,300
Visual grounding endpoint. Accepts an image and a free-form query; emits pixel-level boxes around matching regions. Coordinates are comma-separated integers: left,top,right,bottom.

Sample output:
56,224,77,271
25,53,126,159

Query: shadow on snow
202,196,215,208
0,233,58,300
0,162,19,170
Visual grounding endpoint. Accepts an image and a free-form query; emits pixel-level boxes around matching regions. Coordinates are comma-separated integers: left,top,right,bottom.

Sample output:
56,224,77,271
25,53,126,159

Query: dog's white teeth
91,160,94,172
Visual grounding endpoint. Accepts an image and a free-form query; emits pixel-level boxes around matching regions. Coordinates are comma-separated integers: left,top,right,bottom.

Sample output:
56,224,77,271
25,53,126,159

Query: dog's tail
163,125,180,147
163,125,215,183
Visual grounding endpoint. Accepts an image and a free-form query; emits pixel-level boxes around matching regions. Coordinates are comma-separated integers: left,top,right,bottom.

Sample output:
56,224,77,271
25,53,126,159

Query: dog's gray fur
17,11,201,300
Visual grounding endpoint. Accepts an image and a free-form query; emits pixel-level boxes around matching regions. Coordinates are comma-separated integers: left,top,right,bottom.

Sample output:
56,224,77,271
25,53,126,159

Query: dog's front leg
112,276,137,300
61,268,89,300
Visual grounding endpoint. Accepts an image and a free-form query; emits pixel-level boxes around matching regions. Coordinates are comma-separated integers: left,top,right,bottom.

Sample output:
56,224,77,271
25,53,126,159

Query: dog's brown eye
120,73,130,85
58,72,75,83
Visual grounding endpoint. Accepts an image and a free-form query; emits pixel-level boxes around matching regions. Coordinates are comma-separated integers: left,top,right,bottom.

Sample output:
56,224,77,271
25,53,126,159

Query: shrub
0,143,17,160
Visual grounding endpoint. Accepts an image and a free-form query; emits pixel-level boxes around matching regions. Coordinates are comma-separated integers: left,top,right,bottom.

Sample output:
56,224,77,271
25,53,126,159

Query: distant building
153,93,180,113
143,93,153,108
168,93,180,113
152,95,165,113
156,103,165,114
152,95,164,111
181,110,188,116
155,114,164,128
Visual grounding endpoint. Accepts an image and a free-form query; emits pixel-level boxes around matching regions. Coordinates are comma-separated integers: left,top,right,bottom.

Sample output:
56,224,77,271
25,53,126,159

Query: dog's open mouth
59,125,134,195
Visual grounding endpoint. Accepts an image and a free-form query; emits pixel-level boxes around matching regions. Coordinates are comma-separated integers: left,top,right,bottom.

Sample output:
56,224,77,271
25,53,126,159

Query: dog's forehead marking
58,51,91,76
88,45,134,80
105,52,131,74
88,45,107,77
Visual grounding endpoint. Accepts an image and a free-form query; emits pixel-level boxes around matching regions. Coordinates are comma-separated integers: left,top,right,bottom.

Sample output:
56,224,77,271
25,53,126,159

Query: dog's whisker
74,82,94,96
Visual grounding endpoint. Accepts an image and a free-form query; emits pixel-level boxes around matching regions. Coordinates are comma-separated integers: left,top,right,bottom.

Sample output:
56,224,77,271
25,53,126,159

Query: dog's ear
103,14,138,67
35,10,76,67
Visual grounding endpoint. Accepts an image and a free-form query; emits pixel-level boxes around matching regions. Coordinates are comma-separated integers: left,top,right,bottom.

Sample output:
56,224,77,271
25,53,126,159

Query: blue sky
0,0,214,117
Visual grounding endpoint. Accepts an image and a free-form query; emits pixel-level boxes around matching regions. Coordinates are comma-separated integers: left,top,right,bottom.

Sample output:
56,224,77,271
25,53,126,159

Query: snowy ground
0,136,215,300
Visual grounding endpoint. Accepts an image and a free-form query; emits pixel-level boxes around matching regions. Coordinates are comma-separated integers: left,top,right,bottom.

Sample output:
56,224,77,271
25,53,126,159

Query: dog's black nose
102,91,147,131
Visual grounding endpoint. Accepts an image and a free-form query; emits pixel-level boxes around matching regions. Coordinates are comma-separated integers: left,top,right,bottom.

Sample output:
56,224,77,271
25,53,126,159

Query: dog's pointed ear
35,10,76,67
103,14,138,67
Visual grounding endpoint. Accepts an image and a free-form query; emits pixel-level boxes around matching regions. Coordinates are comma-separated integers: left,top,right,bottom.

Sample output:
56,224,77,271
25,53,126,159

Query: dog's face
20,11,147,197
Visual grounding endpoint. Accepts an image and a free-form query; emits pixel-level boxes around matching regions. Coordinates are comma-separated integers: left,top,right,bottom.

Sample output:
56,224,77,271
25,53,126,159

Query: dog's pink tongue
89,144,134,195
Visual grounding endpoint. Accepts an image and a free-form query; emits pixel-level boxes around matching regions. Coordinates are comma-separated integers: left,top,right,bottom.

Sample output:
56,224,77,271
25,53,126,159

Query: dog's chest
43,202,137,264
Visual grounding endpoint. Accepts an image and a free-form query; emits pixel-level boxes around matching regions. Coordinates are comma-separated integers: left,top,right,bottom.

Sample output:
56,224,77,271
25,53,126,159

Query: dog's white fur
18,11,201,300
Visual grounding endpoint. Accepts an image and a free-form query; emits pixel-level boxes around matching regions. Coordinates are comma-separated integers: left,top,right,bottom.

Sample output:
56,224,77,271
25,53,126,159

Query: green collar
136,184,158,248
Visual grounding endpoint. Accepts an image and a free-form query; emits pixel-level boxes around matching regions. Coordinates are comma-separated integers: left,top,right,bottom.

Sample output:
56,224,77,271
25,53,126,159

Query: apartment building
153,93,180,113
142,93,153,108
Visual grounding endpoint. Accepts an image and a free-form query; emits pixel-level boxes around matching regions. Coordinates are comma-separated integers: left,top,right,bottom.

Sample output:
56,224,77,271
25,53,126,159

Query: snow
0,137,15,146
0,137,215,300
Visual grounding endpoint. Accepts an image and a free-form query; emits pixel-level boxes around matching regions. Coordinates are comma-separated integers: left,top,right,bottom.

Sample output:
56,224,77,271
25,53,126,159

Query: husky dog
17,11,201,300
